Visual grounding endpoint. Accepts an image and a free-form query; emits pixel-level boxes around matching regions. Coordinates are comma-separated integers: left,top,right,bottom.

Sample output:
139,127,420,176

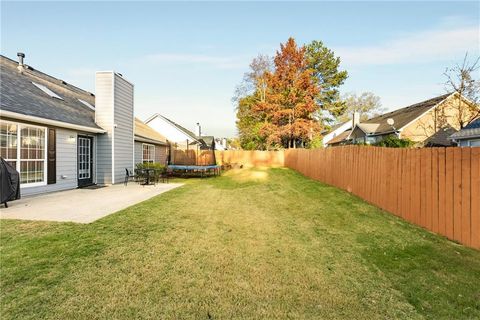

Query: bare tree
232,54,272,105
338,92,384,122
443,53,480,128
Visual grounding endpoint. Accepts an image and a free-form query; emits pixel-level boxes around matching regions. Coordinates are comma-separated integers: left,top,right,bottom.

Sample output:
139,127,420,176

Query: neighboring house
214,138,228,150
347,93,477,146
450,118,480,147
323,113,359,147
134,118,169,165
144,115,213,150
326,130,352,146
0,53,167,196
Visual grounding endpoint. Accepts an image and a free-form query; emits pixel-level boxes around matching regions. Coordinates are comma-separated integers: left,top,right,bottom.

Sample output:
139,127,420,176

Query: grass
1,167,479,319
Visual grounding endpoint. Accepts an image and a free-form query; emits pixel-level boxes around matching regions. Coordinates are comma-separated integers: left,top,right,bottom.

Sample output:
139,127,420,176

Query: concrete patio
0,183,183,223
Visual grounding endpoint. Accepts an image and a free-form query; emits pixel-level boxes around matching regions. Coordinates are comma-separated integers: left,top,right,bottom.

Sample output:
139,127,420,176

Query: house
450,118,480,147
326,130,352,146
322,113,359,147
0,53,168,196
144,115,214,150
214,138,229,150
347,93,478,146
134,118,169,165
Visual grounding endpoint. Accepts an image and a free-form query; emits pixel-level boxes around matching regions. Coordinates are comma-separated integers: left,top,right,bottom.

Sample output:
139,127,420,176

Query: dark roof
450,118,480,140
0,55,102,130
198,135,214,146
464,117,480,129
327,130,352,145
362,93,452,135
134,118,168,145
424,126,457,146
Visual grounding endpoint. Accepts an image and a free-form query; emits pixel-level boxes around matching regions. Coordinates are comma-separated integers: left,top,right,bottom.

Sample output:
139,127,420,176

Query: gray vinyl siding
113,75,134,183
134,141,143,165
22,128,96,196
95,72,113,184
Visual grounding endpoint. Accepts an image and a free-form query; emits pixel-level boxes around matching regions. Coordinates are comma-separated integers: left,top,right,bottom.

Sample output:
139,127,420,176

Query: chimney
196,122,201,137
17,52,25,72
352,111,360,127
95,71,134,184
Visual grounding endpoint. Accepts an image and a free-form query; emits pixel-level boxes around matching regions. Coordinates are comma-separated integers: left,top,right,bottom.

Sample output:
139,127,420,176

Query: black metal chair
124,168,135,186
160,167,172,183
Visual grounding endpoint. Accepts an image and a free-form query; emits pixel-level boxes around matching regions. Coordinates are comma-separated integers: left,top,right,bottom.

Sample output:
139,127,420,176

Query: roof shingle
450,118,480,140
134,118,168,145
0,55,102,130
362,93,452,135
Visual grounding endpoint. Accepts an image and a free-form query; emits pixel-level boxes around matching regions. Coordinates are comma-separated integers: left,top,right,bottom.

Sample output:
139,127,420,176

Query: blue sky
1,1,479,137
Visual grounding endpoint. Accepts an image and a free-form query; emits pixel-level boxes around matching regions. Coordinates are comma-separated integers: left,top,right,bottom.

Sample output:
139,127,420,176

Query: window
78,99,95,110
0,121,47,186
142,144,155,163
470,139,480,147
32,81,63,100
0,123,18,169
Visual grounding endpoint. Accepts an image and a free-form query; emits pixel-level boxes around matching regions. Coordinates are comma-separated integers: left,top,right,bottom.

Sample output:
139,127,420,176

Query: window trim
142,143,155,163
1,120,48,188
466,139,480,147
32,81,64,100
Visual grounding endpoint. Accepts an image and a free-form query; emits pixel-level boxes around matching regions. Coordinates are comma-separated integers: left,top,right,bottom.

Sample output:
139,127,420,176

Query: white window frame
142,143,155,163
463,138,480,147
1,120,48,188
32,82,64,100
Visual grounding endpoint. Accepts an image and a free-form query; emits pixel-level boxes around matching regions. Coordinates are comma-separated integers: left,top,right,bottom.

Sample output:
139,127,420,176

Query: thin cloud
336,25,479,66
145,53,249,69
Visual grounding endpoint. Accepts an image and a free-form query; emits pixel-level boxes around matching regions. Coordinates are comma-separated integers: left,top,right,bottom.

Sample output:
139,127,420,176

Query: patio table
139,169,156,186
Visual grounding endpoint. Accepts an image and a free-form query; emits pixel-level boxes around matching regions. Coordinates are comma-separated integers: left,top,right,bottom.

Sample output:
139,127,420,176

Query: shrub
307,134,324,149
135,162,166,181
373,135,415,148
135,162,166,171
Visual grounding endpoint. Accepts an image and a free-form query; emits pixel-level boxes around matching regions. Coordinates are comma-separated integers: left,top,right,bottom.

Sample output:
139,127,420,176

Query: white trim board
0,110,105,133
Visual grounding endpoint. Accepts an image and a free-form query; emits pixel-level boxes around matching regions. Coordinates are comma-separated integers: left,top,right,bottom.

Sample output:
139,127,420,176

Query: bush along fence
284,146,479,250
216,147,479,249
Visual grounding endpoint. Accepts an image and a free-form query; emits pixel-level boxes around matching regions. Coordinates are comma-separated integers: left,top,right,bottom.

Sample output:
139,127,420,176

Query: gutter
134,135,169,146
450,134,480,141
0,110,106,133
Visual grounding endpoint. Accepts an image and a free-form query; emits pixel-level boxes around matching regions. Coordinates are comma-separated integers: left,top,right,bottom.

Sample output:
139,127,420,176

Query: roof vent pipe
17,52,25,66
352,111,360,127
196,122,201,137
17,52,25,72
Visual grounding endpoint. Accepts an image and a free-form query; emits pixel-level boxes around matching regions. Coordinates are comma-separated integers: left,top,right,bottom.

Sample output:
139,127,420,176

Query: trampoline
168,164,221,177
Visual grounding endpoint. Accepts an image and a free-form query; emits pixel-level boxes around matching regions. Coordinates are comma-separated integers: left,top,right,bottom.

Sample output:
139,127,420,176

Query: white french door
78,136,93,187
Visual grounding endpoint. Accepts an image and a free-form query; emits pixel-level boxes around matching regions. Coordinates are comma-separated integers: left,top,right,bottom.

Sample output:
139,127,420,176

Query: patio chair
160,167,172,183
124,168,135,186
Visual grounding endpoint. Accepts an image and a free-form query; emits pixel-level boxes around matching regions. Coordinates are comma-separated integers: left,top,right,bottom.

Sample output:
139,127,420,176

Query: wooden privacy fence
171,149,216,166
284,146,480,250
215,150,284,167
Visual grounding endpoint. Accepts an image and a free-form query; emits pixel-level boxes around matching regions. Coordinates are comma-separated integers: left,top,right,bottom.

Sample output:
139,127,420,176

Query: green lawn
1,168,479,319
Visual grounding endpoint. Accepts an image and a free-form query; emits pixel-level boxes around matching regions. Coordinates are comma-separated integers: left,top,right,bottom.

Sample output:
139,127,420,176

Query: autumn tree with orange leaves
235,37,347,149
254,38,319,148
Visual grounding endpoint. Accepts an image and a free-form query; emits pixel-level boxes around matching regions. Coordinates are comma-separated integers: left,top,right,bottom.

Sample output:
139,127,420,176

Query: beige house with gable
348,92,478,147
